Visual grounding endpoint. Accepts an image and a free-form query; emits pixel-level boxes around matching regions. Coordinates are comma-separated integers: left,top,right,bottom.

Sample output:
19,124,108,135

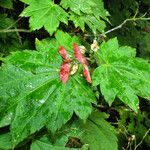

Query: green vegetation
0,0,150,149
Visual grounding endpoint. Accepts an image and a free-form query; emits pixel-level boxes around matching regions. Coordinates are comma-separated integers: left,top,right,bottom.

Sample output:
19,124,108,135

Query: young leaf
0,34,96,146
20,0,68,35
92,38,150,112
59,46,72,83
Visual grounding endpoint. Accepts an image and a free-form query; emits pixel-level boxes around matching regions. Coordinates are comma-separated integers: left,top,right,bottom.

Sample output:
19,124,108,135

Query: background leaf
0,0,13,9
20,0,68,35
61,0,109,33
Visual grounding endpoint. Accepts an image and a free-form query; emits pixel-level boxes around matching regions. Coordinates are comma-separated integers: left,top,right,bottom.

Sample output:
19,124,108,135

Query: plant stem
103,17,150,36
134,128,150,150
84,11,150,38
0,29,31,33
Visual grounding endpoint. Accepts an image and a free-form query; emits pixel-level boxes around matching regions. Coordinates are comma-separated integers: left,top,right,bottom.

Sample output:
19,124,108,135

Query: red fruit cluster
58,43,92,84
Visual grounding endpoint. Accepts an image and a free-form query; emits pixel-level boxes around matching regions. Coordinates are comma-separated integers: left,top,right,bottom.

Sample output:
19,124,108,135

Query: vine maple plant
0,0,150,150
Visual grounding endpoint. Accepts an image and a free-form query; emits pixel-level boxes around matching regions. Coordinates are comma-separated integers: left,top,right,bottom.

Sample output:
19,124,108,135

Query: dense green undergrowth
0,0,150,150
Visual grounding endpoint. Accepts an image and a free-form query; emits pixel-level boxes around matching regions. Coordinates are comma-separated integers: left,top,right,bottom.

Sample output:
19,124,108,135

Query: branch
103,17,150,36
6,17,22,30
0,29,31,33
134,128,150,150
84,11,150,38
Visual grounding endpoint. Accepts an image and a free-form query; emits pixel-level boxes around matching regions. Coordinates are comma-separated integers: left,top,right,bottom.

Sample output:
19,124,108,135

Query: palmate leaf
31,111,117,150
61,0,109,33
20,0,68,35
92,38,150,112
69,12,106,33
0,31,96,146
77,112,118,150
60,0,96,15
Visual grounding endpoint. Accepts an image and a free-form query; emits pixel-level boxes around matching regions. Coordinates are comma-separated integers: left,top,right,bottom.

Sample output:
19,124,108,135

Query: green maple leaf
78,112,118,150
92,38,150,112
49,111,117,150
61,0,109,33
31,111,118,150
20,0,68,35
69,12,106,33
92,0,110,22
0,31,96,146
61,0,95,15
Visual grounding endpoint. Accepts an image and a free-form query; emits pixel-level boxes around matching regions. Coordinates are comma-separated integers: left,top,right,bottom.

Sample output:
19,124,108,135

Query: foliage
92,38,150,112
0,0,13,9
20,0,109,34
107,0,150,59
20,0,68,35
0,0,150,149
30,112,117,150
117,107,150,149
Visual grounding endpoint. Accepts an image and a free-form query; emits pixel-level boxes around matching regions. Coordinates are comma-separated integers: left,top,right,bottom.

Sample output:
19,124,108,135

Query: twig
84,12,150,38
0,29,31,33
104,19,129,35
6,17,22,30
14,27,23,44
134,128,150,150
103,17,150,36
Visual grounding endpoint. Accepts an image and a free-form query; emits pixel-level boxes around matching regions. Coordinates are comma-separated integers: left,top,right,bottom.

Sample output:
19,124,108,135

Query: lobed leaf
30,111,118,150
20,0,68,35
52,111,118,150
92,38,150,112
69,12,106,33
61,0,96,15
0,32,96,146
78,112,118,150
